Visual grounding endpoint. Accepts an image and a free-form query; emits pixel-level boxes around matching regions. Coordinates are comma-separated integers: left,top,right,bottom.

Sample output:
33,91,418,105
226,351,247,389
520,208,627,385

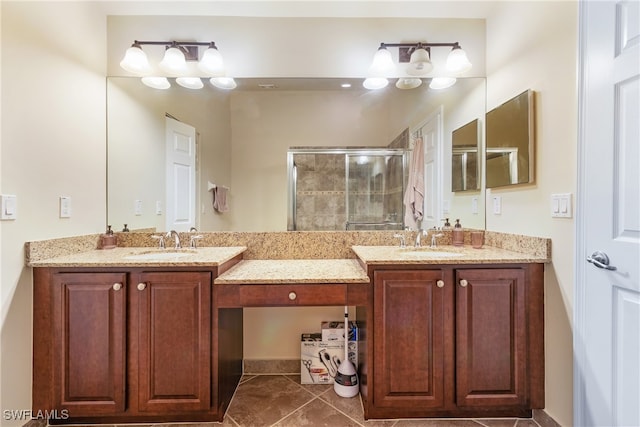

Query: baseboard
243,359,301,374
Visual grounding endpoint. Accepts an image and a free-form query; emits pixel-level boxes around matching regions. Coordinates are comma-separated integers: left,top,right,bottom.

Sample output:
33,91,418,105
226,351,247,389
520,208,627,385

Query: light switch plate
471,197,479,214
134,199,143,216
551,193,572,218
59,196,71,218
1,194,17,220
492,196,502,215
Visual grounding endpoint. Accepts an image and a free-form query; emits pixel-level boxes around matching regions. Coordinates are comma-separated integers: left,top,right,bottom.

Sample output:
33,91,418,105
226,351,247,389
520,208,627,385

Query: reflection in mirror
486,89,534,188
107,77,487,232
452,119,480,192
287,148,408,231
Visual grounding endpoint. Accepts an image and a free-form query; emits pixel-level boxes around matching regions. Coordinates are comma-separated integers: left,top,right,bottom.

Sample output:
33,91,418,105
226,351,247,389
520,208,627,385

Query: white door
165,117,196,232
415,107,443,230
575,1,640,426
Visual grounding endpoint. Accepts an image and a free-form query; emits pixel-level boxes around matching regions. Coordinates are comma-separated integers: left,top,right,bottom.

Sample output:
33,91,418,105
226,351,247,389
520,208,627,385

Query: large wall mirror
452,119,480,192
107,77,486,232
486,89,535,188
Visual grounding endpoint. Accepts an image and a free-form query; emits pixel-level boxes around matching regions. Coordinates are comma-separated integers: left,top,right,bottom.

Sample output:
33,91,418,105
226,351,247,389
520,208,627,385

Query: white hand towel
213,186,230,212
403,137,425,229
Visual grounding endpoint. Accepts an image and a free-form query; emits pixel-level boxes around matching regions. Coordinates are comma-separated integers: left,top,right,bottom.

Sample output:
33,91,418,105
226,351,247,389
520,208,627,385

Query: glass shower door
345,152,406,230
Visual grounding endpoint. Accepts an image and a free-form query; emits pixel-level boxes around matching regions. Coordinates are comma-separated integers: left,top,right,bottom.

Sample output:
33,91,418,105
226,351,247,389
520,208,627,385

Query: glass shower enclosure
287,148,408,231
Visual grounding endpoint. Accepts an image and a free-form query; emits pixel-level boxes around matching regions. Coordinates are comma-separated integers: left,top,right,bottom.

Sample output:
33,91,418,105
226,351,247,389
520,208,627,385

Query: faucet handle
189,235,203,249
393,233,406,248
151,234,166,249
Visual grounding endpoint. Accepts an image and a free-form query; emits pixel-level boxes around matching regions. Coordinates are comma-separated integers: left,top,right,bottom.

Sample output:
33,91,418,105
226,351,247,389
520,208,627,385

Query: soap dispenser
100,225,117,249
452,219,464,246
442,218,452,230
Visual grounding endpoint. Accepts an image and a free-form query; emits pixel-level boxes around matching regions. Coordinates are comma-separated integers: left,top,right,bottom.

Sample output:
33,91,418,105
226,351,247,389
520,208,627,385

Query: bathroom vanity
29,238,546,424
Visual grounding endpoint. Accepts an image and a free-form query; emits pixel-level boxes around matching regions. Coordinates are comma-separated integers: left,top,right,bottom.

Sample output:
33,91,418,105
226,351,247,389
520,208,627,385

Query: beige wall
485,2,577,426
1,2,577,425
1,2,107,424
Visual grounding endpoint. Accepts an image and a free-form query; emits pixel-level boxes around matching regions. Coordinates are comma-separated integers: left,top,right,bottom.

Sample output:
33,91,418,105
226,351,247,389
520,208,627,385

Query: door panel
134,271,211,412
166,117,197,231
577,1,640,425
52,273,126,415
373,269,451,409
456,269,526,407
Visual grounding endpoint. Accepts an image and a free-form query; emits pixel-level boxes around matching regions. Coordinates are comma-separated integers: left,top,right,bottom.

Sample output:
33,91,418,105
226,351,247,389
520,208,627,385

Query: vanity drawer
215,284,348,307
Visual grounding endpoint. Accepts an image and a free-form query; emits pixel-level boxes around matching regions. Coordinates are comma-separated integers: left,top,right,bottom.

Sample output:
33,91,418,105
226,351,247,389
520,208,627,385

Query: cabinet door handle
288,291,297,301
113,282,122,291
137,282,147,291
459,279,468,287
436,280,445,288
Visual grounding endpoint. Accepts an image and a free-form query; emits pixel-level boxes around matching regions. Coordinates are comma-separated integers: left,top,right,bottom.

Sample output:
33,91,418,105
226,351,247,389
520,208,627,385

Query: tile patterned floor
26,374,555,427
219,374,547,427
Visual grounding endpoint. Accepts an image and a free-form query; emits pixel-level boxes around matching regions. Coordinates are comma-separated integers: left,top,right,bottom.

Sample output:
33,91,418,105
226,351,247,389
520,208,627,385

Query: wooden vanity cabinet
33,267,230,424
364,263,544,419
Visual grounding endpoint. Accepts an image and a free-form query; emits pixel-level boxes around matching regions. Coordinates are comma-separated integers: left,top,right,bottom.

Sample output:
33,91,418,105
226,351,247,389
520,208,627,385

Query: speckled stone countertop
214,259,371,284
352,245,549,265
28,247,246,268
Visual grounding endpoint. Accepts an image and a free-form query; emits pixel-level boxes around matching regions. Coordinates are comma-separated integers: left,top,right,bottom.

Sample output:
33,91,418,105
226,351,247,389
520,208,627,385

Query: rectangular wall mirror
452,119,480,192
486,89,535,188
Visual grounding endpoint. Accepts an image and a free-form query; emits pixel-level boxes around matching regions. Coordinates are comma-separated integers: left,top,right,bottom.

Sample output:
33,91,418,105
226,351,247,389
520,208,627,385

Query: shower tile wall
295,154,346,230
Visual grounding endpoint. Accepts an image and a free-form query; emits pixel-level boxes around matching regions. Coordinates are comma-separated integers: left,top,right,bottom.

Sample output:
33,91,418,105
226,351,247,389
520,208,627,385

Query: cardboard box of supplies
321,320,358,342
300,333,358,384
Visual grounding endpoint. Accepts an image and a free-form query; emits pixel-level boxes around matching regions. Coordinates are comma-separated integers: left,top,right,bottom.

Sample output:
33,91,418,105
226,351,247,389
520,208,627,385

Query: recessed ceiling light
258,83,277,89
341,83,352,88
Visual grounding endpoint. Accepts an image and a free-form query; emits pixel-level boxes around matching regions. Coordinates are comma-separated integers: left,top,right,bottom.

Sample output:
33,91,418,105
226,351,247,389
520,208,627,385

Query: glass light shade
159,46,187,74
368,47,396,77
395,78,422,90
176,77,204,89
141,77,171,90
446,46,472,74
210,77,237,90
406,48,433,76
429,77,457,90
120,44,151,75
198,45,225,76
363,77,389,90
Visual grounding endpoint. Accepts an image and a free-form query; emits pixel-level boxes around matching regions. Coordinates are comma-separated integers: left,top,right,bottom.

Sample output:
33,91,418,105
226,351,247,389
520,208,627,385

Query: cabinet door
52,272,126,416
373,269,451,409
133,271,211,413
456,268,526,407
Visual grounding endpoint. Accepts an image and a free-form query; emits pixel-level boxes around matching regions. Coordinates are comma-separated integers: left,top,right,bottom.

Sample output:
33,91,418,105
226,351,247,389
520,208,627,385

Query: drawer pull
137,282,147,291
460,279,468,287
436,280,444,288
288,291,297,301
113,282,122,291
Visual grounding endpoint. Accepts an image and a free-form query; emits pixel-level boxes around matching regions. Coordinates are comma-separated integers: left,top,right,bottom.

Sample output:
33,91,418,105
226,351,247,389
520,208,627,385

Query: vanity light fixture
119,40,234,90
429,77,457,90
364,41,472,90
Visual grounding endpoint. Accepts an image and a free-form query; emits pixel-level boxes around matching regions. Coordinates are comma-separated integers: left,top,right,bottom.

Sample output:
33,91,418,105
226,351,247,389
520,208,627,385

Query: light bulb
210,77,237,90
141,77,170,90
363,77,389,90
198,43,225,77
159,45,187,74
120,43,151,75
176,77,204,89
446,46,472,74
429,77,457,90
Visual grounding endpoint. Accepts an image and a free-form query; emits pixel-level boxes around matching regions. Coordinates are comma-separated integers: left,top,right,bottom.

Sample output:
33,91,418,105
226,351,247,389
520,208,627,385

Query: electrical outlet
471,197,479,214
155,201,162,215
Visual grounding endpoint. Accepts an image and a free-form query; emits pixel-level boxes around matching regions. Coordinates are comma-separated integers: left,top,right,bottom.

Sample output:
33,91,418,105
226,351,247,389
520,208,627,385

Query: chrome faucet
167,230,181,249
415,229,428,248
151,234,166,249
430,233,444,248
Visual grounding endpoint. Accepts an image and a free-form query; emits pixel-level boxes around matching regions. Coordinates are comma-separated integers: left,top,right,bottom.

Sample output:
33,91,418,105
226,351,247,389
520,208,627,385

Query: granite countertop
352,245,550,265
214,259,371,284
28,246,247,267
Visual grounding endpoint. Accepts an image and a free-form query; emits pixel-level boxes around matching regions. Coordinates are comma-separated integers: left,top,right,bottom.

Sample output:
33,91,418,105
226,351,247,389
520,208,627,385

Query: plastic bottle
452,219,464,246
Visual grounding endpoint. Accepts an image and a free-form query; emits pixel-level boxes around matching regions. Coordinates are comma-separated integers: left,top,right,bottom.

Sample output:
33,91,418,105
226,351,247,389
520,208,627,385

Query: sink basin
124,250,197,261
